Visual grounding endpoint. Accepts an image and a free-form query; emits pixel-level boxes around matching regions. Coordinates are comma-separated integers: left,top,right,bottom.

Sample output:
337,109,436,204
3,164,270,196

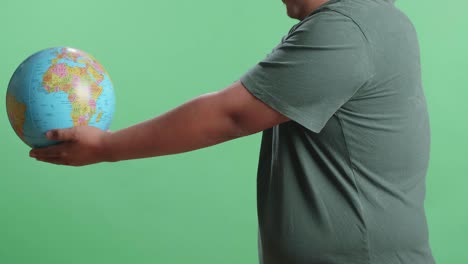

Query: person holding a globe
22,0,436,263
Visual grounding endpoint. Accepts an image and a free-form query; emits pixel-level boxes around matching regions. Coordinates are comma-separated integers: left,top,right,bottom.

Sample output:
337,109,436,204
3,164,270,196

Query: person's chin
286,9,297,19
285,7,293,17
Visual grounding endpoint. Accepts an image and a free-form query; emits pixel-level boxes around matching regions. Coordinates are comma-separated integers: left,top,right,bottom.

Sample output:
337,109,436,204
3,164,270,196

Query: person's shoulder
293,0,364,33
306,0,398,23
291,0,401,40
287,8,362,44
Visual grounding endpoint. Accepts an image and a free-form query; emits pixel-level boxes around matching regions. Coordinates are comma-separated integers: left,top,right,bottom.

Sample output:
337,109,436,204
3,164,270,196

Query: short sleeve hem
240,74,325,133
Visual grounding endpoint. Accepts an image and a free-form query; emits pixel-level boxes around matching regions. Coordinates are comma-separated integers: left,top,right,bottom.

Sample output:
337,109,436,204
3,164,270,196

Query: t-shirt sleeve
240,11,372,133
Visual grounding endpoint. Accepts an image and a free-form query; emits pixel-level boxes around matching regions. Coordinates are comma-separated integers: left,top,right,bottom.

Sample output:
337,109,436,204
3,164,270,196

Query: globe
6,47,115,148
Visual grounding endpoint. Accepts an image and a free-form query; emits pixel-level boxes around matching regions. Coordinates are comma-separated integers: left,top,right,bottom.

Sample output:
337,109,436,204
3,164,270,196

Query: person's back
240,0,435,263
323,0,434,262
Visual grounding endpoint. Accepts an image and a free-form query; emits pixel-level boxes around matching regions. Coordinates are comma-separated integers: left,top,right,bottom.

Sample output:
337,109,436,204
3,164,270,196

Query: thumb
46,128,77,141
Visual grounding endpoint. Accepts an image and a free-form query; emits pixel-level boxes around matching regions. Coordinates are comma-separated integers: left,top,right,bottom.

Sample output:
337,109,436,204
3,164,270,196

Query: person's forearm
104,92,246,162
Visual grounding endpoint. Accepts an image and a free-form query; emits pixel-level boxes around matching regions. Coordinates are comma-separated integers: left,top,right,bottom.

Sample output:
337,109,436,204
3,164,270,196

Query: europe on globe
6,47,115,148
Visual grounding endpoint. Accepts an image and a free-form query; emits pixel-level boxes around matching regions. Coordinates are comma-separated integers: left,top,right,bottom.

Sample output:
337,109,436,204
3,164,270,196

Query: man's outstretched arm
29,81,289,166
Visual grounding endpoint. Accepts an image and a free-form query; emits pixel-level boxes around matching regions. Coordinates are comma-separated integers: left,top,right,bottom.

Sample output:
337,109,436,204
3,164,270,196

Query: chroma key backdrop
1,0,467,263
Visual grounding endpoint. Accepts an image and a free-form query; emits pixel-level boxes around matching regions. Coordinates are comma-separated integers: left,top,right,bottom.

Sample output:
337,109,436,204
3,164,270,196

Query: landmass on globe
6,93,27,140
43,48,105,126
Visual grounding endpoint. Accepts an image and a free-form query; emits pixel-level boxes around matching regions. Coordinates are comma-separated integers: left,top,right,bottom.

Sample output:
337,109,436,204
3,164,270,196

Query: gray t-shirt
240,0,435,263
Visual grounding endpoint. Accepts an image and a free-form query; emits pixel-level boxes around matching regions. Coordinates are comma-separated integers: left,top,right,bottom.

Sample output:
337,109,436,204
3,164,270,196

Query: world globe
6,47,115,148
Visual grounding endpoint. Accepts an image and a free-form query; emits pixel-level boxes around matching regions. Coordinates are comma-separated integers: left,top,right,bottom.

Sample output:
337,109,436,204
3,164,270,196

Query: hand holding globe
29,126,112,166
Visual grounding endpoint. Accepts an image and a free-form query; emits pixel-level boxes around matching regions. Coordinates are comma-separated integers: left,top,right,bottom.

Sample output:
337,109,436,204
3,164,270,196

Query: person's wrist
101,130,117,162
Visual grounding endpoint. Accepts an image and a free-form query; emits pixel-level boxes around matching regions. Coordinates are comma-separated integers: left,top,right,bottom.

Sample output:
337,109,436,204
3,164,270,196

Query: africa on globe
6,47,115,148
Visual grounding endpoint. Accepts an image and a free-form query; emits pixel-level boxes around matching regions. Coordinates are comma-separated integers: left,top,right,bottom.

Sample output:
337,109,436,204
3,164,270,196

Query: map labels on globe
6,47,115,148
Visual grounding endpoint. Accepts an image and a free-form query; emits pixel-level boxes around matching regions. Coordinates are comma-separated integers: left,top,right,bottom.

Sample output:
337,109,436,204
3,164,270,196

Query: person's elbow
214,81,289,140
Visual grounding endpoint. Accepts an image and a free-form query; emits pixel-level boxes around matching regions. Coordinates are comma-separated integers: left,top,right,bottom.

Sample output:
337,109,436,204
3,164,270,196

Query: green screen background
1,0,466,263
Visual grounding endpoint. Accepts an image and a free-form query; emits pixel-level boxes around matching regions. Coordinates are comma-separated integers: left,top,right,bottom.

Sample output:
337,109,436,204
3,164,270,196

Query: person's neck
298,0,330,20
